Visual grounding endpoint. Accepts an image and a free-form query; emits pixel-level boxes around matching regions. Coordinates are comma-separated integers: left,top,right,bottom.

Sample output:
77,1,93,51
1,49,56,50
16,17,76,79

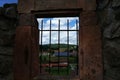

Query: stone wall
0,4,17,80
97,0,120,80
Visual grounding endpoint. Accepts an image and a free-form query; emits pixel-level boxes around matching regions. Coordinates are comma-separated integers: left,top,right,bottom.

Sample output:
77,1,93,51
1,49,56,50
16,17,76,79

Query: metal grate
38,17,79,76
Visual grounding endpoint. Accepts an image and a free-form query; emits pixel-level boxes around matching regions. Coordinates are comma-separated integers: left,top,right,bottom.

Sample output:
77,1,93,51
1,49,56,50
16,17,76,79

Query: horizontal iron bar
39,30,79,31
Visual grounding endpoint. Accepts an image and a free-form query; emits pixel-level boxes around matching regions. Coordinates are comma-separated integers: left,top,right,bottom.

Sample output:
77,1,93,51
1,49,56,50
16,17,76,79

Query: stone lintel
17,0,97,13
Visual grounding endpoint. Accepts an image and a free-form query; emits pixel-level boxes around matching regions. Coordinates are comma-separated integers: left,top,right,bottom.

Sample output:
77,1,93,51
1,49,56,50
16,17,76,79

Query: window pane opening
37,17,79,77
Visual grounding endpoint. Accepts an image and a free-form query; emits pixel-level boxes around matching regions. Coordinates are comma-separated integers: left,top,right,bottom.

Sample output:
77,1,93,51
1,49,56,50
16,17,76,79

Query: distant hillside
39,44,77,51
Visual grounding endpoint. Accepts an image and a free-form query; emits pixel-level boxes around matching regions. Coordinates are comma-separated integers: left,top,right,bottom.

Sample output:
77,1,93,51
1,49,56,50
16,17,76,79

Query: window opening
37,17,79,76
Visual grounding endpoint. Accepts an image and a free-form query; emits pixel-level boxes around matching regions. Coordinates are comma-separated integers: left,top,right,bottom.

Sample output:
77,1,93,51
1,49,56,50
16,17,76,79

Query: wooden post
13,13,39,80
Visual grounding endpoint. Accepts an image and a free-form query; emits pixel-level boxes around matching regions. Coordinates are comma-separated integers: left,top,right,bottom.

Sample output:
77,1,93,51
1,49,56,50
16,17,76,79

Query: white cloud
37,17,79,45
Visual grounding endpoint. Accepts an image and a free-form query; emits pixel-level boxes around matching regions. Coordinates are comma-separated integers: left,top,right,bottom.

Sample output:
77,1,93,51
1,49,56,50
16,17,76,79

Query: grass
45,67,71,75
39,55,77,75
39,56,77,63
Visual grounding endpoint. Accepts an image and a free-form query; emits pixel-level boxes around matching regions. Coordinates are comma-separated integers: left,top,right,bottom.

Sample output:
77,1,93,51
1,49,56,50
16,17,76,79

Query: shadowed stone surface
0,4,17,80
97,0,120,80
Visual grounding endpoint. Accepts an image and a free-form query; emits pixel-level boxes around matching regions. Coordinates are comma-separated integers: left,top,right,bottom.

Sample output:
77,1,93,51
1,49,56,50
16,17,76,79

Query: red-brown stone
79,11,103,80
15,0,103,80
14,26,39,80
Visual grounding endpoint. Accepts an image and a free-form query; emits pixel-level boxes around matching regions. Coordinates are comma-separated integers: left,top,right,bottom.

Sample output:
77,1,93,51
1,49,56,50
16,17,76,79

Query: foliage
39,44,77,51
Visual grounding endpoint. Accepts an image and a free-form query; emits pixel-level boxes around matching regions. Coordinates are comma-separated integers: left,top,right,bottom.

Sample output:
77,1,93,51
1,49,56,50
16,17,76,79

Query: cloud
37,17,79,45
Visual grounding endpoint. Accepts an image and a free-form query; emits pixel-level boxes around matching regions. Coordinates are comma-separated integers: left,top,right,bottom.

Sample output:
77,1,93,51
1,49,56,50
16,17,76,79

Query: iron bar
38,18,79,76
76,19,79,75
67,19,70,75
58,19,60,74
49,19,52,73
39,30,78,31
40,20,43,73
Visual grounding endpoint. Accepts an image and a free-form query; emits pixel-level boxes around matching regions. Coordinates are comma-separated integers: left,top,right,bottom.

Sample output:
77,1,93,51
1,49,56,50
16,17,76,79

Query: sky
0,0,17,7
37,17,79,45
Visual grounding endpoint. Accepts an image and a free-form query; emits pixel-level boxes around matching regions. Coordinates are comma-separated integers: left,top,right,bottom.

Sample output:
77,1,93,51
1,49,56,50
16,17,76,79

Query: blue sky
37,17,79,45
0,0,17,7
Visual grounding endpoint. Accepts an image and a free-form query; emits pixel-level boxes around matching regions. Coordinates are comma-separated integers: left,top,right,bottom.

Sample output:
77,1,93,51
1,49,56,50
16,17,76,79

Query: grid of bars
38,17,79,76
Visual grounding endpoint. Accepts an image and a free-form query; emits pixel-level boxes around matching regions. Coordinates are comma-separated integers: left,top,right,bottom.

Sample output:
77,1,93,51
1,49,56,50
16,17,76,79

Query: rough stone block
80,11,98,26
19,13,38,27
83,0,96,10
0,7,4,15
80,11,103,80
112,0,120,7
18,0,34,13
35,0,80,10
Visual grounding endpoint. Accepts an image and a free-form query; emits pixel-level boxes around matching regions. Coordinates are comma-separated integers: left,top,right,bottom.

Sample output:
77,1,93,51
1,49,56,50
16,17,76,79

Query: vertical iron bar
49,19,52,73
40,20,43,73
67,19,69,75
76,19,79,75
58,19,60,74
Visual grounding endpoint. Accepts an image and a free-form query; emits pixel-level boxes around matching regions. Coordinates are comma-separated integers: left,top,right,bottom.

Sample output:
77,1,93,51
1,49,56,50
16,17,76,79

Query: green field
39,55,77,75
45,67,71,75
39,44,78,75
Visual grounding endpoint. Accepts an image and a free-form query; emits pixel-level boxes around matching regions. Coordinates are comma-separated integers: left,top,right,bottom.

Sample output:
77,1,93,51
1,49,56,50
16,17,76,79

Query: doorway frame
33,9,81,79
14,0,103,79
